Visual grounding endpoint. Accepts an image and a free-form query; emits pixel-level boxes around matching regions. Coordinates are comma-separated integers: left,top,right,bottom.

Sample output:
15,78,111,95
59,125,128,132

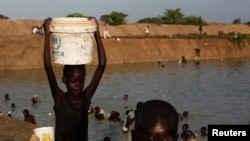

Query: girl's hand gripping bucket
49,17,97,65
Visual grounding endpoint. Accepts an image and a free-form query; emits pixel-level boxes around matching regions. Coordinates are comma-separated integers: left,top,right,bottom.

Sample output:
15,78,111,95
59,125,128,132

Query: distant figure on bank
32,26,39,34
32,26,44,36
134,100,179,141
145,25,150,36
194,48,201,57
198,16,203,39
181,123,196,141
23,109,36,124
4,93,11,101
198,26,203,39
104,22,112,39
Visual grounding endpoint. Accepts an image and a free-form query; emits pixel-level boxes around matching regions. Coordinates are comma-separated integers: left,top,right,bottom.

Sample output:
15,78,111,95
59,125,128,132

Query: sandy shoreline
0,115,38,141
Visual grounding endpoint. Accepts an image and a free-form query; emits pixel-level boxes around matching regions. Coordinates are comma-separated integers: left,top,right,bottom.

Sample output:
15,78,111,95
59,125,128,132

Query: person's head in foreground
134,100,179,141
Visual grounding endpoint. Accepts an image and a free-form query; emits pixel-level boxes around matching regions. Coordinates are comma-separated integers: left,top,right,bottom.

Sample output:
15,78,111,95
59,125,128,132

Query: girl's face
64,68,85,96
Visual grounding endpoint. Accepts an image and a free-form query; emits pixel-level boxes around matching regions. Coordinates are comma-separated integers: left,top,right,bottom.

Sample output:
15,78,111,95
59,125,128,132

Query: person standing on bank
145,25,150,36
104,22,112,39
43,17,106,141
198,16,203,39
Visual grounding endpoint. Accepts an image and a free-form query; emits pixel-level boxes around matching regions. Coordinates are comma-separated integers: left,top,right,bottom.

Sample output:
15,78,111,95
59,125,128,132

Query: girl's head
62,65,86,96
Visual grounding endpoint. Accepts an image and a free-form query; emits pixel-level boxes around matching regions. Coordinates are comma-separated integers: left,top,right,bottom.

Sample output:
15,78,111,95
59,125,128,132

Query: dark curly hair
63,65,86,77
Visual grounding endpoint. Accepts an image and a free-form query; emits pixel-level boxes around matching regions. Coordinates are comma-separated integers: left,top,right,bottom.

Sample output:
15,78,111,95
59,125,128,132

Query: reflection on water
1,58,250,141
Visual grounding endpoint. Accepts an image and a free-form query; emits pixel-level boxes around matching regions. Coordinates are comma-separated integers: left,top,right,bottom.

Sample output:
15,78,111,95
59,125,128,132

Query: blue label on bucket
53,51,64,56
52,35,61,50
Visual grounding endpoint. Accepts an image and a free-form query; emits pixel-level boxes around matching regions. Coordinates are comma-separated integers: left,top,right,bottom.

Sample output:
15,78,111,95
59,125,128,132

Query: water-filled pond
1,58,249,141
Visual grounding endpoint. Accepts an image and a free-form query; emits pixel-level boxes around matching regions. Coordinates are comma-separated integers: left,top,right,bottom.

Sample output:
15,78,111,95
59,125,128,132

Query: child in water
200,126,208,137
43,17,106,141
181,123,196,141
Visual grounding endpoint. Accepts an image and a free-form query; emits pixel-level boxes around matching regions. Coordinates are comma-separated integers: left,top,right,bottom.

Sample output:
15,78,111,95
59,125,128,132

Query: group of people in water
2,92,208,141
94,96,208,141
3,93,37,124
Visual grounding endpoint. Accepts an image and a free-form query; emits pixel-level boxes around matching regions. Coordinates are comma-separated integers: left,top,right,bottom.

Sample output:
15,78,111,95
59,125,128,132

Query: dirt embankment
0,116,38,141
0,19,250,70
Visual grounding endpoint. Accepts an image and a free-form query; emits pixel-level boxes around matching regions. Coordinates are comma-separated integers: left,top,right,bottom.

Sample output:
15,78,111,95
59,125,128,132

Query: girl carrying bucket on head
43,17,106,141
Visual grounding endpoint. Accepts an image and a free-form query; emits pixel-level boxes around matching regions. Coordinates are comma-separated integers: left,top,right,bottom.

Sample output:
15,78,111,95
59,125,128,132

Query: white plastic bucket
50,17,97,65
33,126,54,141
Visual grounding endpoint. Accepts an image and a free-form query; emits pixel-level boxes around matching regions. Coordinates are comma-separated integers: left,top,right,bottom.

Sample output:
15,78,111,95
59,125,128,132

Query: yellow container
33,126,54,141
